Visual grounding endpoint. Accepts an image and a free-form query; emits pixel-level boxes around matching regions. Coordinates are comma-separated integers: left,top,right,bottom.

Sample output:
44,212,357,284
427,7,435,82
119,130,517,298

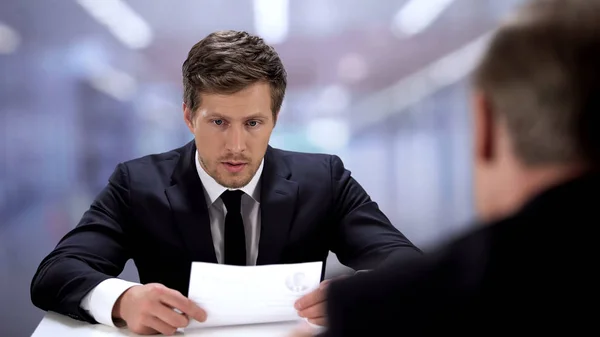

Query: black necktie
220,190,246,265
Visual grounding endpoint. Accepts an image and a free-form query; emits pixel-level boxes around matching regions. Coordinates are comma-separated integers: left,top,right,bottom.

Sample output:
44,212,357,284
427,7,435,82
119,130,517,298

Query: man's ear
183,103,194,132
473,91,495,163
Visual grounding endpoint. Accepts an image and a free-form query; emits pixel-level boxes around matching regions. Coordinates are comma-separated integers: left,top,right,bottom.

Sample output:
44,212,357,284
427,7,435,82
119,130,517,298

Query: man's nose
225,125,246,153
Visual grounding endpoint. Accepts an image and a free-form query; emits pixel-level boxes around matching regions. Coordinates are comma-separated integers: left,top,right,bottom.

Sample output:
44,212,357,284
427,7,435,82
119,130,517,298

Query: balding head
471,0,600,221
474,0,600,165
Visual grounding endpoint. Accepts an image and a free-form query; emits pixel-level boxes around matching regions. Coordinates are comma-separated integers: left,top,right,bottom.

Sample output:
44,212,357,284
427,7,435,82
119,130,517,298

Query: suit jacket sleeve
323,229,490,337
30,163,133,323
323,253,439,337
328,155,421,270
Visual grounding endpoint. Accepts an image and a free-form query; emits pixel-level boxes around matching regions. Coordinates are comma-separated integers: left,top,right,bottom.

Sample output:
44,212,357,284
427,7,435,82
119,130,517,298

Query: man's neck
509,163,590,212
194,151,264,205
483,163,590,223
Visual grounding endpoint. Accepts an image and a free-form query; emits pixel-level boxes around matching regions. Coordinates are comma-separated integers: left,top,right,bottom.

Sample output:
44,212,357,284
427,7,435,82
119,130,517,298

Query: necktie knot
221,190,243,214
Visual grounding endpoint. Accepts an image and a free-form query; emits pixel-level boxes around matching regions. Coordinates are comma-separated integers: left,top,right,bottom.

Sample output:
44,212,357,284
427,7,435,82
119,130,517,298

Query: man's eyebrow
206,113,220,118
201,111,226,119
245,113,270,120
200,111,270,120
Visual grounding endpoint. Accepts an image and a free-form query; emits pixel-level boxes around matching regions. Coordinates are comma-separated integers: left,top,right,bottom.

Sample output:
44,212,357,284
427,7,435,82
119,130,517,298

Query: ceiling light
392,0,456,37
0,22,20,54
76,0,152,49
253,0,289,44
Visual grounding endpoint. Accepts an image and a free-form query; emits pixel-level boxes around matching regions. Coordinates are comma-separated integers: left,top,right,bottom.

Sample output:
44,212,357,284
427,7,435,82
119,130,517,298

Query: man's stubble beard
200,157,257,189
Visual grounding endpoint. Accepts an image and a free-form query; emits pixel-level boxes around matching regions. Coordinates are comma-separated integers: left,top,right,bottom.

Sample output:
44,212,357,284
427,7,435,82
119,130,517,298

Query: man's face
184,82,276,188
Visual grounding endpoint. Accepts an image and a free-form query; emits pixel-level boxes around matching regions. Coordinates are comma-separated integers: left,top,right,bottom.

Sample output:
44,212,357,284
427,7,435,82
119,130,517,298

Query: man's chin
216,175,253,189
212,165,258,189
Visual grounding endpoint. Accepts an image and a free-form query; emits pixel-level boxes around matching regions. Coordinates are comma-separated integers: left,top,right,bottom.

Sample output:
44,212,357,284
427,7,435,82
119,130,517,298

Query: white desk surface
31,312,308,337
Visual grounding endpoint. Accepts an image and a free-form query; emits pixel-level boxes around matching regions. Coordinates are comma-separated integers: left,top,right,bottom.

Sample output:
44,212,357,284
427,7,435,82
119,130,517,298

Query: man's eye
247,120,258,127
213,119,223,126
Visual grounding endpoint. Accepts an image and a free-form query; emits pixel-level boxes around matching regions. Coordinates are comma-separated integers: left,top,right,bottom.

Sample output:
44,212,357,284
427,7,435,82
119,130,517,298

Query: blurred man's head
471,0,600,221
182,30,287,188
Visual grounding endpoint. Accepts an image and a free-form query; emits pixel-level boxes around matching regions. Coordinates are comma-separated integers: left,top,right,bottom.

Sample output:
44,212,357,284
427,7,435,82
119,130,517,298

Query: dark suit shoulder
272,147,335,164
325,220,506,336
329,218,508,302
118,143,189,188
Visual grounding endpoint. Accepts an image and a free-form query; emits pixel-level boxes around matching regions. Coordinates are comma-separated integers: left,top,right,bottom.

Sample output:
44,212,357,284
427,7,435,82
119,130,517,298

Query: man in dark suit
292,0,600,336
30,30,420,335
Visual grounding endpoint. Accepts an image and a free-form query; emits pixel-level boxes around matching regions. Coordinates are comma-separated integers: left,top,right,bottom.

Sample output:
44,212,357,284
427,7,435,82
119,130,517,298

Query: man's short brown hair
473,0,600,165
182,30,287,121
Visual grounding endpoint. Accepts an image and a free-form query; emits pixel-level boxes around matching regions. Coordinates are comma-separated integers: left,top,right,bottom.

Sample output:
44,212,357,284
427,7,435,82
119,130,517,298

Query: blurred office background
0,0,524,335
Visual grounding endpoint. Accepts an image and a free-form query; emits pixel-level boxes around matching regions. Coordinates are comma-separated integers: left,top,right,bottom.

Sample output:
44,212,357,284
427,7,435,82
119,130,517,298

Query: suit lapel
165,141,217,263
257,146,299,265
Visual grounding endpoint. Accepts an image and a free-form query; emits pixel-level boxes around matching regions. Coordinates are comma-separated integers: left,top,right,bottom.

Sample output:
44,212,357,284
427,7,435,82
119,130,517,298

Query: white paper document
186,261,323,329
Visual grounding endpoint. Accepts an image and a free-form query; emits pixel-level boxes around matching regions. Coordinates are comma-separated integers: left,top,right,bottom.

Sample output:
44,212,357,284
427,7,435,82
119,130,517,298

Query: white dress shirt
80,151,264,327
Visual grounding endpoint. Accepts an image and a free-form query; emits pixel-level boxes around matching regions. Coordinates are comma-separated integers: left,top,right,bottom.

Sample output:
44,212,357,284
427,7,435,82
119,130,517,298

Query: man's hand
112,283,207,335
294,280,330,326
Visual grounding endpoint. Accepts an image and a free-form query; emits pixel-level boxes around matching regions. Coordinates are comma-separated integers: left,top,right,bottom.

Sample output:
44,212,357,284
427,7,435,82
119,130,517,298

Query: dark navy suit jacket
324,172,600,336
31,140,420,323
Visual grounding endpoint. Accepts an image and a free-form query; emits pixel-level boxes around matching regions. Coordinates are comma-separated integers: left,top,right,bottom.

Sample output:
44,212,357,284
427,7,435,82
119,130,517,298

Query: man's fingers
307,316,327,326
160,289,207,323
298,302,325,319
295,288,326,310
319,279,333,289
183,301,207,323
152,302,189,328
145,316,177,336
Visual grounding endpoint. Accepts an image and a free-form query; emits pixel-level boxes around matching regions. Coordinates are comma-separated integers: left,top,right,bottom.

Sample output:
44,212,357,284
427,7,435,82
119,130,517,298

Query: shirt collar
195,150,263,205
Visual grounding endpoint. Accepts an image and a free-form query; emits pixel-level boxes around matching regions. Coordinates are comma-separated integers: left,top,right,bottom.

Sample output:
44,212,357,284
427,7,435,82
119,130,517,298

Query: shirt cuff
80,278,140,327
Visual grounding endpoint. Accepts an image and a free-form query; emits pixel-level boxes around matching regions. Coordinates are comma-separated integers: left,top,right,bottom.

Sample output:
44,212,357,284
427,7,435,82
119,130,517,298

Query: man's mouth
222,162,247,173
